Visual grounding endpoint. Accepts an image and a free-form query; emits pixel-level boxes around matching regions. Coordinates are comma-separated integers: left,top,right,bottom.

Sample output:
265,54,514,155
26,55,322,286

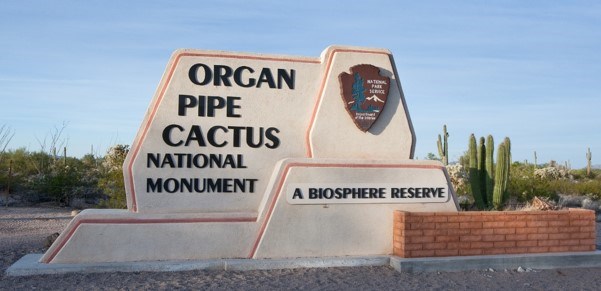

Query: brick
422,229,439,236
460,235,482,242
435,229,451,236
482,234,505,242
447,216,462,222
446,242,461,249
483,221,504,228
505,234,528,241
463,212,484,216
410,250,435,257
406,216,423,223
437,212,460,216
527,221,548,227
404,244,423,251
449,215,477,222
580,239,596,246
569,209,595,218
411,212,434,217
436,235,460,243
470,228,494,235
517,240,537,247
393,241,404,249
447,229,470,236
393,227,404,235
479,215,498,222
394,214,406,224
411,222,436,230
435,249,459,257
494,228,515,235
548,246,571,253
393,235,404,243
460,249,483,256
505,247,529,254
580,226,595,233
395,224,409,231
549,220,569,227
521,211,543,216
494,215,517,222
559,239,580,246
404,230,423,236
494,241,516,248
538,240,559,247
528,246,549,253
409,236,435,244
423,242,447,250
570,232,593,239
470,241,494,249
515,228,538,234
563,226,581,233
570,220,592,226
460,222,483,229
527,233,549,240
423,216,448,223
541,214,560,221
505,221,527,228
537,227,560,234
549,233,571,240
436,222,459,229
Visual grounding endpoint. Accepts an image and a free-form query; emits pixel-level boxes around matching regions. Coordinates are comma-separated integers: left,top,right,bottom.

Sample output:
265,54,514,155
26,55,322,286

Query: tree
425,152,441,161
0,125,15,164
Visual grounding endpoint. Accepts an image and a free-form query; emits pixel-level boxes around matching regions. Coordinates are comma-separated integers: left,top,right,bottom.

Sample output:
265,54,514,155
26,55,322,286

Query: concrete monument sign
41,46,458,264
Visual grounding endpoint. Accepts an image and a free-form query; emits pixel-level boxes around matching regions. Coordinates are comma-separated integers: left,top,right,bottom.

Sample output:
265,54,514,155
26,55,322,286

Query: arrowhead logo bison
339,64,390,132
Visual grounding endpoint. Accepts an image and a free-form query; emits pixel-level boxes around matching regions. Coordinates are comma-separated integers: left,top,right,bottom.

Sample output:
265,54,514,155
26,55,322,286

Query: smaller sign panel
339,64,390,132
286,183,449,204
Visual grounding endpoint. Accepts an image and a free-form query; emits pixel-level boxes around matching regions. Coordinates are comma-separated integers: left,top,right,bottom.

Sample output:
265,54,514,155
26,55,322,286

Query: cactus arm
493,142,508,210
469,134,484,209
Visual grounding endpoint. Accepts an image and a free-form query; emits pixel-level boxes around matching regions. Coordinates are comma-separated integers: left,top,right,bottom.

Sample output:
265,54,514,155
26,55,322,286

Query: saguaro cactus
503,137,511,200
478,137,487,206
437,125,449,166
586,148,592,176
493,142,509,210
534,151,538,169
469,134,484,209
485,135,494,208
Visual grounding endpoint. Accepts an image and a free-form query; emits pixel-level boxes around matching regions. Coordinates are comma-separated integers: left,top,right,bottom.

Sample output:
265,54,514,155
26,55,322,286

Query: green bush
507,163,558,202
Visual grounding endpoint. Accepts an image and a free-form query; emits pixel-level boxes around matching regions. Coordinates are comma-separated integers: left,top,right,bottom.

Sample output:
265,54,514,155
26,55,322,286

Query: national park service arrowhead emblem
339,64,390,132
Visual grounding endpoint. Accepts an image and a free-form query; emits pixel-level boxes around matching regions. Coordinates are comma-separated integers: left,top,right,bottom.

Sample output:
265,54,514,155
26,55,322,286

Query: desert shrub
534,166,569,180
28,156,87,204
572,180,601,200
97,145,129,209
508,163,557,202
446,163,469,195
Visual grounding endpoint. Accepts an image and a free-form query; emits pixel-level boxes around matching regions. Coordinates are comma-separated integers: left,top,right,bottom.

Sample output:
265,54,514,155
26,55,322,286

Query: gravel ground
1,207,600,290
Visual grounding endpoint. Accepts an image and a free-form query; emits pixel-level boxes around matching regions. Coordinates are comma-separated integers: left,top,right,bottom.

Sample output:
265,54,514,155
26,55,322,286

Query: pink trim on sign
42,216,257,263
247,162,443,258
45,161,442,263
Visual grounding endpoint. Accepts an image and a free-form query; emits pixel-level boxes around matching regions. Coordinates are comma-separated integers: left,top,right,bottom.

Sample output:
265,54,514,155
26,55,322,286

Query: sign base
41,159,457,264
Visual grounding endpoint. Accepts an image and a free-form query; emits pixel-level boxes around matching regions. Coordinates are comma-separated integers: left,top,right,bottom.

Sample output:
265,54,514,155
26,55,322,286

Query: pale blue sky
1,1,600,168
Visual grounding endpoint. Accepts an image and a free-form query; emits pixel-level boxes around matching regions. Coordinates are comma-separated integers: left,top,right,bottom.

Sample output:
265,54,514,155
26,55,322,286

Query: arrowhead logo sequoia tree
339,64,390,132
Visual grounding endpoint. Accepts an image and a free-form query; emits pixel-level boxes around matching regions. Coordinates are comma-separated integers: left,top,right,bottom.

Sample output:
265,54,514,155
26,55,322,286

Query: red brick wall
393,209,596,258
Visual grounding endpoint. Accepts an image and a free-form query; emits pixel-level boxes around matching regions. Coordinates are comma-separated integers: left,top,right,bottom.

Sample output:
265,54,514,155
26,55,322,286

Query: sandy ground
1,207,600,290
